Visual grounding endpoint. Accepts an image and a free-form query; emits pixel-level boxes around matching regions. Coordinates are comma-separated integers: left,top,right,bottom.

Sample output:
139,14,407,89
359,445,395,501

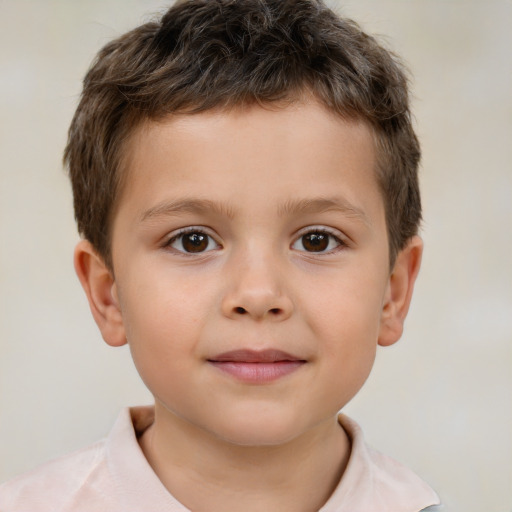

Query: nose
221,252,293,321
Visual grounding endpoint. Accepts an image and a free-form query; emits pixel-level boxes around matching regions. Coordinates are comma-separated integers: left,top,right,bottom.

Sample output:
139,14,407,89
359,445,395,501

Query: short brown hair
64,0,421,268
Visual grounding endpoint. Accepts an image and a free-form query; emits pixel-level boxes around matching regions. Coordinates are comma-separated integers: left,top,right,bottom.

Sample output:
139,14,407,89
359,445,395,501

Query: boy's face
79,101,421,446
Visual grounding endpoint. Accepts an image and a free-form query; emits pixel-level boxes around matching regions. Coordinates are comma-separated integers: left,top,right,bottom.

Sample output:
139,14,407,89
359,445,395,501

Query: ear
74,239,127,347
378,236,423,347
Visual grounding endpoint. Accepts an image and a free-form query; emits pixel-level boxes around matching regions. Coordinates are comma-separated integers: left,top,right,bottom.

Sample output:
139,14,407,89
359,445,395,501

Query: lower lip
208,361,305,383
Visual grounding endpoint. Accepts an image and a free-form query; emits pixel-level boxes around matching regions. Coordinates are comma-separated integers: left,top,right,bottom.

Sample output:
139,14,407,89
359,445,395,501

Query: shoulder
364,441,438,499
0,407,165,512
0,439,112,512
321,414,441,512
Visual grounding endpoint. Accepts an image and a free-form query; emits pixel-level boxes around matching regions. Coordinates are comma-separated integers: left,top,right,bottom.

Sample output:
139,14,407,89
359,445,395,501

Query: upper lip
208,349,305,363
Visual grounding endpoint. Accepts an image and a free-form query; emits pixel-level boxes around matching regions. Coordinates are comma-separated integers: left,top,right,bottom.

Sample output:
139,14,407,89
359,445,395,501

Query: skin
75,100,422,512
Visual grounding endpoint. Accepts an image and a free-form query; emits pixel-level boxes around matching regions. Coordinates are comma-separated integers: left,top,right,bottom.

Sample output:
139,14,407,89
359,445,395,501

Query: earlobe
378,236,423,347
74,240,127,347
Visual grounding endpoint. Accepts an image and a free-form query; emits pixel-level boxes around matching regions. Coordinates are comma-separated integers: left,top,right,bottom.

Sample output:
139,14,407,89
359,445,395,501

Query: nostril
229,305,287,317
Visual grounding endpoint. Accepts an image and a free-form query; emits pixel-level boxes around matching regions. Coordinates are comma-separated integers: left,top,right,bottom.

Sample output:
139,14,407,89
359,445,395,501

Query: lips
208,349,306,383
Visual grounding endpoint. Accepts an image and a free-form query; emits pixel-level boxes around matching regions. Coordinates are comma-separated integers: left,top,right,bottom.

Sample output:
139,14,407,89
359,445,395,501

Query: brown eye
301,233,329,252
292,230,342,253
169,231,219,253
182,233,208,252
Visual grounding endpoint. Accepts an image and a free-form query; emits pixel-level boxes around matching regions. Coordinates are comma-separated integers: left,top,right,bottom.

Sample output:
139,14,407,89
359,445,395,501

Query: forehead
115,101,382,226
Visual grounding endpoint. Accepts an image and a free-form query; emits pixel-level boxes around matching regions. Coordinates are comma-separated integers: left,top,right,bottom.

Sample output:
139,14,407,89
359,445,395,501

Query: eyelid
160,225,348,255
163,226,222,254
295,224,345,237
291,225,348,253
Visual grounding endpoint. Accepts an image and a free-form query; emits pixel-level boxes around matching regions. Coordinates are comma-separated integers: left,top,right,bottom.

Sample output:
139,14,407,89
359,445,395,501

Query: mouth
207,349,307,384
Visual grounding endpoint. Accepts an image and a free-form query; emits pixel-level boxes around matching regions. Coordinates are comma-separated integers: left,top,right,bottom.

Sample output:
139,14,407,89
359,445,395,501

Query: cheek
120,289,201,402
311,291,379,404
305,274,385,350
117,269,215,368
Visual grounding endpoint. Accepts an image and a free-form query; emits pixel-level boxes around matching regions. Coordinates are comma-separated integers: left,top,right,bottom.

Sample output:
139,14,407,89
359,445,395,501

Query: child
0,0,441,510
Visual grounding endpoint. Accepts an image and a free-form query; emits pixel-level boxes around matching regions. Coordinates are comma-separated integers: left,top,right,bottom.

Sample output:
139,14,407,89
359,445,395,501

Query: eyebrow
139,198,236,222
277,197,371,226
139,196,370,226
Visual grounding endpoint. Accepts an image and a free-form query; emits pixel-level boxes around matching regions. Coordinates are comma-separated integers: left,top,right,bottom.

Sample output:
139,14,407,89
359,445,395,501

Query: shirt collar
320,414,440,512
107,406,186,511
107,407,440,512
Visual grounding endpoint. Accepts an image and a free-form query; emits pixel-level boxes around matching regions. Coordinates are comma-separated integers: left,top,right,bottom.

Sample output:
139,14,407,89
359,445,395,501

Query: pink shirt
0,406,441,511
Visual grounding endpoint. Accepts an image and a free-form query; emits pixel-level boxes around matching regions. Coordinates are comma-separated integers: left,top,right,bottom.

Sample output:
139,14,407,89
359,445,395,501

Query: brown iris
301,232,329,252
182,232,209,253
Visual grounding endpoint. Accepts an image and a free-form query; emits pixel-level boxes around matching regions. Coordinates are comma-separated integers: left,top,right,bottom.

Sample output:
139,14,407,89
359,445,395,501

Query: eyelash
162,226,347,255
291,227,346,254
163,227,221,255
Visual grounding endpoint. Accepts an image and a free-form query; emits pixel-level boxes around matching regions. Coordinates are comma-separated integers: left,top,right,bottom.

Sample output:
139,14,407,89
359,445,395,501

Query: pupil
303,233,328,252
183,233,208,252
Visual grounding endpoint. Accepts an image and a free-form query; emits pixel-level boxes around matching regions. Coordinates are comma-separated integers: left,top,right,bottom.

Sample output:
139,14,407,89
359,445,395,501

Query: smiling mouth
207,349,307,383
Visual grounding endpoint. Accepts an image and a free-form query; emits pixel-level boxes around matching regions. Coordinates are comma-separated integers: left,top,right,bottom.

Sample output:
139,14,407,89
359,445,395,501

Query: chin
210,413,308,447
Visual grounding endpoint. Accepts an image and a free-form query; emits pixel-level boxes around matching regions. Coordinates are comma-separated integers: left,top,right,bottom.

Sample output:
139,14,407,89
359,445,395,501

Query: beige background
1,1,511,510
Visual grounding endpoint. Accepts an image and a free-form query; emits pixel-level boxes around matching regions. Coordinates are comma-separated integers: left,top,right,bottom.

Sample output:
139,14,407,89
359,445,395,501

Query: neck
139,403,351,512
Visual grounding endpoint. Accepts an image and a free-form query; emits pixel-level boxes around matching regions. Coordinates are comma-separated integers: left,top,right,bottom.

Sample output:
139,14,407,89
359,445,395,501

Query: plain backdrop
0,1,511,511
